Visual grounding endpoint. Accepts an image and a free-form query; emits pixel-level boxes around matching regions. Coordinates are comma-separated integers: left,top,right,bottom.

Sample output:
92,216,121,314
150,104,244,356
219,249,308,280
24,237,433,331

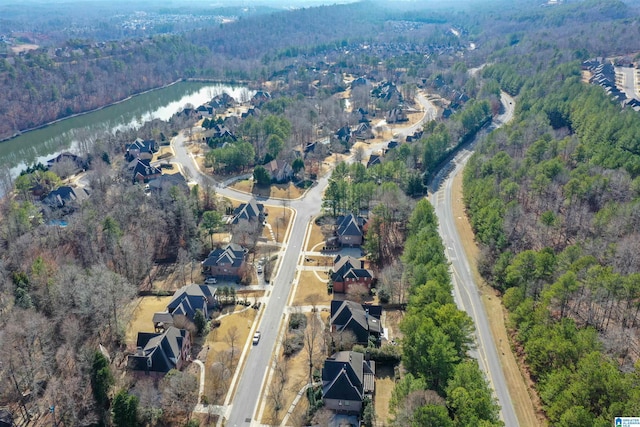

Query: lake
0,81,251,177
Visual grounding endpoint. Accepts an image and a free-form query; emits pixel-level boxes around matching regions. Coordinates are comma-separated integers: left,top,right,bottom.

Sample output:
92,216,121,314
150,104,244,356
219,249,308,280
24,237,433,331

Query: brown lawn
374,364,396,426
260,312,325,425
230,179,305,200
203,306,258,404
452,171,544,426
292,271,331,306
124,296,172,345
264,206,292,244
305,219,329,252
383,309,405,343
153,146,174,162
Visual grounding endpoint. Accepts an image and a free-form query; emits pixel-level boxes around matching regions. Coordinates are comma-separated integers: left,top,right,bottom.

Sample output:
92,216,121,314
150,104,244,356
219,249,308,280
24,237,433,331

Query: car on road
257,265,263,274
204,277,217,284
253,331,261,345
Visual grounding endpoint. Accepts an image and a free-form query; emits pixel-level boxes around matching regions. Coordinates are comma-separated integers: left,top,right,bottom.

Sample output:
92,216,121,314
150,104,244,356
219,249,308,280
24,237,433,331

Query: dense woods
393,199,502,426
3,0,640,424
464,51,640,427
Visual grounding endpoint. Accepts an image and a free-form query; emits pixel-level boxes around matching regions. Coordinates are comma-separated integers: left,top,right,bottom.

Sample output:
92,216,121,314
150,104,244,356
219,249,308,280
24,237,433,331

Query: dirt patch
11,44,39,54
124,296,173,345
292,271,331,306
374,364,396,425
452,171,545,426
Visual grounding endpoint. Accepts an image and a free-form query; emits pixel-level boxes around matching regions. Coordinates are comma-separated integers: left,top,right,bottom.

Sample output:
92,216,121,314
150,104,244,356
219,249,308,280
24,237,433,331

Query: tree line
392,199,503,426
463,61,640,424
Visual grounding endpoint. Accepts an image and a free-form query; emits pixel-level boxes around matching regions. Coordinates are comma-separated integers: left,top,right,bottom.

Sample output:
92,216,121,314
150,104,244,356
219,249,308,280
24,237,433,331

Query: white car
253,331,261,345
257,265,263,274
204,277,217,284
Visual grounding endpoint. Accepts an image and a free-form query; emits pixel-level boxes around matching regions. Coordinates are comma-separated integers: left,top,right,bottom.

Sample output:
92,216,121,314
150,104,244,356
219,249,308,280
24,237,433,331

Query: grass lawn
374,364,396,425
292,271,331,306
124,296,172,346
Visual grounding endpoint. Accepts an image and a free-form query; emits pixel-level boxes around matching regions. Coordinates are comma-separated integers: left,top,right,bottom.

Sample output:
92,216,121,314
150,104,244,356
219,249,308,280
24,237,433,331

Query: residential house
43,186,89,209
366,154,381,169
372,81,402,104
251,90,271,106
353,122,373,140
152,283,219,330
127,327,191,373
46,152,85,176
264,159,293,183
335,125,352,144
231,198,265,225
330,300,382,346
201,243,247,281
357,107,370,123
322,351,375,413
0,409,13,427
241,107,260,119
211,124,236,141
125,138,158,161
147,173,188,195
386,107,407,124
350,77,370,89
132,159,162,184
336,213,366,246
405,130,423,143
386,140,399,151
331,255,375,294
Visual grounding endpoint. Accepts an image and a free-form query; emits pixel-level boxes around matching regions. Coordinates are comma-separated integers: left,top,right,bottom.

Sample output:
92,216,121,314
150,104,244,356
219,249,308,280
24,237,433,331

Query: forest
464,61,640,425
3,0,640,425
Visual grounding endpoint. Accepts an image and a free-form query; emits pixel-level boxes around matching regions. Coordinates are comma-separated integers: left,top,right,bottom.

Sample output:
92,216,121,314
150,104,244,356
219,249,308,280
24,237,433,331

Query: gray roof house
264,159,293,183
132,159,162,184
147,173,188,195
201,243,247,281
231,198,265,225
152,284,219,331
322,351,375,413
125,138,158,161
43,186,89,208
128,327,191,373
330,300,382,346
336,213,366,246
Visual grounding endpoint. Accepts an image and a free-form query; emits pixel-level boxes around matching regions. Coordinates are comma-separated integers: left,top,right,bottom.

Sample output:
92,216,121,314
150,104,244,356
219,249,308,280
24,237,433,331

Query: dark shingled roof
330,300,382,344
322,351,375,402
128,327,188,372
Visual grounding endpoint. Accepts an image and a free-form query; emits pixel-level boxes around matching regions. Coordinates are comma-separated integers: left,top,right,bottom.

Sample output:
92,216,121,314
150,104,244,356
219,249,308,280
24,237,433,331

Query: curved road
430,92,517,426
173,92,504,427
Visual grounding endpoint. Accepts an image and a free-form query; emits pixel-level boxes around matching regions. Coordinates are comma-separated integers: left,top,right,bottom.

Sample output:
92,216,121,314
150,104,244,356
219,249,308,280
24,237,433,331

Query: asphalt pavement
430,92,518,426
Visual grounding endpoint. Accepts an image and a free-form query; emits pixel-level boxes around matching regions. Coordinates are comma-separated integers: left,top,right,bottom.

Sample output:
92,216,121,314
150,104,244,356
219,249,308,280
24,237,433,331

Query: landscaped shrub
289,312,307,330
283,330,304,356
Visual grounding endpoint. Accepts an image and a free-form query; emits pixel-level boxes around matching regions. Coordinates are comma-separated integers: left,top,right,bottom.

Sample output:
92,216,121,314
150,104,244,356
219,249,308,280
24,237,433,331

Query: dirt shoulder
451,171,546,427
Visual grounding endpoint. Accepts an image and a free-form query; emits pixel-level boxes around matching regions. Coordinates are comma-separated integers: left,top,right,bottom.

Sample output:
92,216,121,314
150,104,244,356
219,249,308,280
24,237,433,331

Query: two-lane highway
430,92,518,426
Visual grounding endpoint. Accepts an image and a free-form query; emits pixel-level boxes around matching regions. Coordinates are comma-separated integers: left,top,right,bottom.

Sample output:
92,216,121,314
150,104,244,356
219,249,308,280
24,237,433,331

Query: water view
0,81,251,177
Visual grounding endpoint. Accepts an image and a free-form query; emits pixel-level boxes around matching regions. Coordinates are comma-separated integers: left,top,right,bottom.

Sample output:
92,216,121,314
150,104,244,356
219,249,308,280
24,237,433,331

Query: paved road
430,91,517,426
172,93,437,426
